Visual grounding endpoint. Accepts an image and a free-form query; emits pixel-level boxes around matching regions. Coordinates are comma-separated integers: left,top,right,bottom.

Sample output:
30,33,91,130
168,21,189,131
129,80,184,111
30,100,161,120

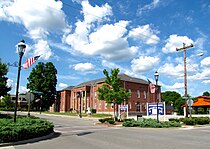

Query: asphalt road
2,113,210,149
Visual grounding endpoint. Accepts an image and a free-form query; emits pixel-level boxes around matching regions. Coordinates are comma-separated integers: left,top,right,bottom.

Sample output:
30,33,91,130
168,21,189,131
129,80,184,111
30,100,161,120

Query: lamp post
154,71,159,122
14,40,26,123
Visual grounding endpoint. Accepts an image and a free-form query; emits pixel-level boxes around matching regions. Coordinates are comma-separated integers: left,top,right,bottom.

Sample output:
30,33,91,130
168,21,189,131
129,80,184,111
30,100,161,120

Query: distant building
10,93,34,109
192,96,210,114
58,74,161,116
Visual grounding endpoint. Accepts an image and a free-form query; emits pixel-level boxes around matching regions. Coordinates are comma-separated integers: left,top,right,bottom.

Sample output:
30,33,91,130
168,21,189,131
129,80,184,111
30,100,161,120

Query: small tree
203,91,210,96
0,59,11,97
97,68,130,120
1,94,13,109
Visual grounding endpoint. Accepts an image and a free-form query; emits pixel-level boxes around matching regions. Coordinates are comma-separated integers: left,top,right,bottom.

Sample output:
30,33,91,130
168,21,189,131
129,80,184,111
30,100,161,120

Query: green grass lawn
42,111,112,118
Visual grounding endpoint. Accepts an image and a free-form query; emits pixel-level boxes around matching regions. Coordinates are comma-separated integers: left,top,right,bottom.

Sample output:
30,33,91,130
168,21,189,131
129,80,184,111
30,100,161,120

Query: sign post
187,99,193,118
147,102,165,120
119,105,128,119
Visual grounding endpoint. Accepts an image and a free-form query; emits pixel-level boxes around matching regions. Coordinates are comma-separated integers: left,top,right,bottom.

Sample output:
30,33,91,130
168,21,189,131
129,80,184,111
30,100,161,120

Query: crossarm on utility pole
176,43,193,51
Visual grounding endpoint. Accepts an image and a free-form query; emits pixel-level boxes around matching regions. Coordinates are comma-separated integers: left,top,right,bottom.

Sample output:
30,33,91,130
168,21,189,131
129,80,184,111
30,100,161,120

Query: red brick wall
59,81,161,114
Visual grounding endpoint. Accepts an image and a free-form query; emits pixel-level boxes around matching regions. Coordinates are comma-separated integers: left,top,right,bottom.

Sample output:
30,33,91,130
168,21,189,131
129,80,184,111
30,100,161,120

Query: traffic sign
187,99,193,106
31,90,43,94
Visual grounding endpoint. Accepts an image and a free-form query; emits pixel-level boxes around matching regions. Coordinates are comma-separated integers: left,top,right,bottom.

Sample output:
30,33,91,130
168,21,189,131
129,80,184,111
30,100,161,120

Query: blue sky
0,0,210,97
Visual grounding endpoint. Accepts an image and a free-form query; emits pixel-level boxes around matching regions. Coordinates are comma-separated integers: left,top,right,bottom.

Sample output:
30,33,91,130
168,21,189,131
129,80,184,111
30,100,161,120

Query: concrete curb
0,132,56,147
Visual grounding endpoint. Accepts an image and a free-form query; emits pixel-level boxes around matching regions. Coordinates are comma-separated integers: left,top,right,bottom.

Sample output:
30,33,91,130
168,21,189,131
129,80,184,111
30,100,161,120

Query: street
2,113,210,149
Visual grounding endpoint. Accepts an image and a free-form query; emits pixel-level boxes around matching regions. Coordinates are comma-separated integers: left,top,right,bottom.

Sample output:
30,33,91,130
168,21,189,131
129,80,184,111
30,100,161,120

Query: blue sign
148,103,164,115
120,106,128,110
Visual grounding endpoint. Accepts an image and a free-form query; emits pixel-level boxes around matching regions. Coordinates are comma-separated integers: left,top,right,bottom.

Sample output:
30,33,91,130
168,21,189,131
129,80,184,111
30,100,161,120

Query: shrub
194,117,209,125
179,117,210,125
106,118,115,124
168,118,180,122
99,118,114,124
0,114,54,143
90,108,96,113
99,118,106,123
123,118,134,122
122,118,181,128
181,118,196,125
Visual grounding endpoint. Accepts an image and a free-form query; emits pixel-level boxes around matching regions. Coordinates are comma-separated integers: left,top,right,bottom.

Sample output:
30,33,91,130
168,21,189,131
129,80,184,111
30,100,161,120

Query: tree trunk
113,102,116,121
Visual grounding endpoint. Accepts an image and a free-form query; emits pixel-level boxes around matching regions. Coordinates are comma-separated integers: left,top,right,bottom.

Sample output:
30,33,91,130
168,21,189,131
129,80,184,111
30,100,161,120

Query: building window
137,90,140,98
144,91,146,99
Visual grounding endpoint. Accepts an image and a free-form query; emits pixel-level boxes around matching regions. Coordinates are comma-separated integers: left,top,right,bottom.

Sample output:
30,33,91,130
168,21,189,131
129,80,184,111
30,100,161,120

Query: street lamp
14,40,26,123
154,71,159,122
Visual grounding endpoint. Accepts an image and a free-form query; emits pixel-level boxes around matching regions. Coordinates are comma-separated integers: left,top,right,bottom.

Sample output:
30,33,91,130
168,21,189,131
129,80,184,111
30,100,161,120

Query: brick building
58,74,161,115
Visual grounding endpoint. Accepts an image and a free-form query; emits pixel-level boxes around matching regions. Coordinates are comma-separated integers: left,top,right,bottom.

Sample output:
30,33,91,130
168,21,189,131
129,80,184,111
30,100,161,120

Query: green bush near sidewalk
99,118,115,124
178,117,210,125
0,114,54,143
122,118,181,128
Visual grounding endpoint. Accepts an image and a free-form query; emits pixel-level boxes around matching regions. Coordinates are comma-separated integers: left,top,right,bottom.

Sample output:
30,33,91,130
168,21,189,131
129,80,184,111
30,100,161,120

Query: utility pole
176,43,193,118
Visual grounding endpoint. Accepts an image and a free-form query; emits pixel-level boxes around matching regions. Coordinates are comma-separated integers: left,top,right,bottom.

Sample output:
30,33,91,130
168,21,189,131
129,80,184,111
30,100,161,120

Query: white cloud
34,40,52,60
131,56,160,73
19,86,28,94
58,83,68,88
128,24,160,45
164,82,184,90
137,0,160,16
162,34,194,53
201,57,210,68
102,60,128,72
73,63,95,72
202,80,210,84
0,0,70,60
188,69,210,81
7,79,13,88
159,63,183,78
65,20,138,61
1,0,68,39
81,0,112,24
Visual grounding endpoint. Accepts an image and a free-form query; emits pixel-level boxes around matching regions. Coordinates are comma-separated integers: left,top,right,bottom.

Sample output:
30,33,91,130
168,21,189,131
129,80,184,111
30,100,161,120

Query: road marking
55,126,121,134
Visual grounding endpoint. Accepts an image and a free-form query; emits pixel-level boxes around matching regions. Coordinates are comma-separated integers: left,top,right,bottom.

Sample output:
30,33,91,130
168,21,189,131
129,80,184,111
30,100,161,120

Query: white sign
187,99,193,106
120,106,128,110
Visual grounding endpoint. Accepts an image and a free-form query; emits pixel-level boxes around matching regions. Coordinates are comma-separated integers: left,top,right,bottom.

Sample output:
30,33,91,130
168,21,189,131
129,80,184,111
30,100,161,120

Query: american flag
148,79,156,94
23,55,40,69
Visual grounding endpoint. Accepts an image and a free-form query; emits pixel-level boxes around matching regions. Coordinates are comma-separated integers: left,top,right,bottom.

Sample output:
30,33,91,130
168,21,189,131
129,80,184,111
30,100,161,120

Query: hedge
122,118,181,128
179,117,210,125
0,114,54,143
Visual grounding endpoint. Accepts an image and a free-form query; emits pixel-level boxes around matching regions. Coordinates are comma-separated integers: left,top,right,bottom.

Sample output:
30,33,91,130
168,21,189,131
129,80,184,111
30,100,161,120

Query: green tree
161,91,184,114
27,62,57,110
161,91,181,106
97,68,131,119
0,59,11,97
202,91,210,96
1,94,13,109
